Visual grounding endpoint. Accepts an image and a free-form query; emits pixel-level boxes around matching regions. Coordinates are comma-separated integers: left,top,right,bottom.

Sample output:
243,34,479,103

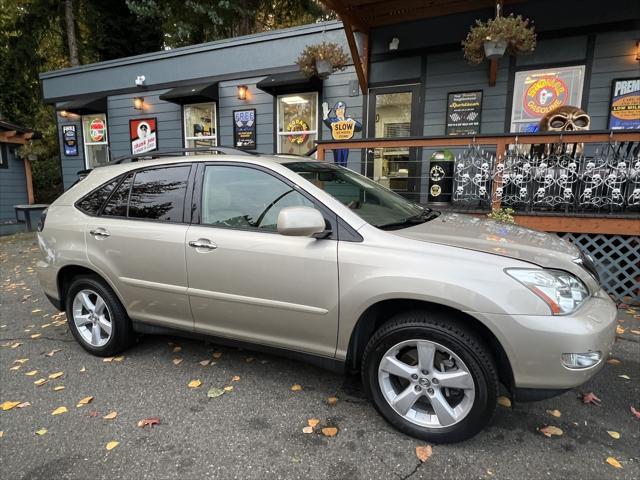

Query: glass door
367,85,421,201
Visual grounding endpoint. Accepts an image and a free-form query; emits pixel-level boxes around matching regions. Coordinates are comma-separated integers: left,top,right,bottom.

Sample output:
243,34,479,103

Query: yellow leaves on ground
497,396,511,408
307,418,320,428
199,360,210,366
45,349,61,357
80,366,86,373
31,309,42,314
616,325,625,335
326,396,338,406
302,426,314,434
172,358,183,365
103,356,124,363
223,386,233,392
607,358,622,365
113,356,124,362
321,427,338,437
538,425,563,437
51,406,68,415
53,386,65,391
48,372,63,380
231,375,240,382
1,401,21,411
290,384,303,392
188,379,202,389
207,388,225,398
77,396,94,407
10,343,22,349
607,430,620,439
606,457,622,469
105,441,119,451
35,428,48,436
14,359,28,365
103,411,117,420
17,402,31,408
546,409,561,418
172,346,182,353
34,378,48,386
0,431,4,437
416,445,433,463
30,333,41,339
9,365,20,371
618,374,631,380
25,370,38,376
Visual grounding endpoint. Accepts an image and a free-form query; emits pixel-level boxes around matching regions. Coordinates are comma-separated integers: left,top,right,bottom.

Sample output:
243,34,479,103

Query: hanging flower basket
462,14,536,64
297,42,350,79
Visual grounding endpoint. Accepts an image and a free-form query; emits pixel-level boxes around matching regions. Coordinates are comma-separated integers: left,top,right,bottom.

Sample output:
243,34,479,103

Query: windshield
285,162,437,229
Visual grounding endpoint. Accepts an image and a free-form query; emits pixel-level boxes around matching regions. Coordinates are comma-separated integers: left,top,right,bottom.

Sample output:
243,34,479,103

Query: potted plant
462,14,536,64
296,42,350,79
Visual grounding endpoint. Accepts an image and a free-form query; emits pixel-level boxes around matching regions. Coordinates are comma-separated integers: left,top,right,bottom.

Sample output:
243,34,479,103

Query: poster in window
62,124,78,156
510,65,585,132
446,91,482,136
233,109,256,149
129,118,158,154
608,78,640,130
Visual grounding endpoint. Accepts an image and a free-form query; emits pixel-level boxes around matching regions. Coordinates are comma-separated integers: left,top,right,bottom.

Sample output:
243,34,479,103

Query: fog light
561,352,602,369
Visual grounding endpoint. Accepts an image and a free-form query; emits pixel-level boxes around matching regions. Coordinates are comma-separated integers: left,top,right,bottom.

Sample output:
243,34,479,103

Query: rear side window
102,173,133,217
128,166,190,222
76,178,120,215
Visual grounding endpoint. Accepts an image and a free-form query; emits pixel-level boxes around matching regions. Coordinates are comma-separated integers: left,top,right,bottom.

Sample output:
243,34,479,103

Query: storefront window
277,92,318,155
82,114,109,168
184,102,217,151
510,65,585,133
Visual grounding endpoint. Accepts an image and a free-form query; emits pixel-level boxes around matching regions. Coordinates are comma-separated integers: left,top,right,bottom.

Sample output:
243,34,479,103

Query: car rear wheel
362,311,498,443
65,275,134,356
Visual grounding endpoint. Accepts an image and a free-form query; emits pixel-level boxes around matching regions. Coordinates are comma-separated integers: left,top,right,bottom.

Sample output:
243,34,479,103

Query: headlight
505,268,589,315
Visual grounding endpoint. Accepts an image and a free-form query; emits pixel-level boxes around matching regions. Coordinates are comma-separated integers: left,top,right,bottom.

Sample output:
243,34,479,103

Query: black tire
65,274,135,357
362,310,498,443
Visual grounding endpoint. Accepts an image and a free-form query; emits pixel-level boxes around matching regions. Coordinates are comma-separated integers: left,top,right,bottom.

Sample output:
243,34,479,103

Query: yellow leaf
113,356,125,362
326,396,338,406
630,329,640,335
14,358,29,364
497,396,511,408
212,352,222,359
41,323,51,328
51,406,68,415
34,378,48,386
231,375,240,382
9,365,20,371
616,325,626,335
607,430,620,439
0,431,3,438
31,309,42,313
172,358,183,365
321,427,338,437
106,441,119,451
546,409,561,418
307,418,320,428
302,426,314,434
416,445,433,463
199,360,210,366
618,375,631,380
103,411,117,420
35,428,48,436
606,457,622,469
80,366,86,372
16,402,31,408
48,371,63,380
291,384,303,392
188,379,202,388
77,396,94,406
45,349,61,357
53,386,65,391
1,401,20,411
103,357,114,363
25,370,38,376
173,346,182,353
223,385,234,392
30,333,41,339
10,343,22,349
538,425,563,437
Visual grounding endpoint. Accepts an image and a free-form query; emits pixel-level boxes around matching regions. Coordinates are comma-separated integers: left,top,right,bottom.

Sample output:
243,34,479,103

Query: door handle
188,239,217,250
89,228,110,239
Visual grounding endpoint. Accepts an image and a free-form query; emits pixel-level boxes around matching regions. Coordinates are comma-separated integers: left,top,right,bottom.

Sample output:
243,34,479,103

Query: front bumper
475,288,617,390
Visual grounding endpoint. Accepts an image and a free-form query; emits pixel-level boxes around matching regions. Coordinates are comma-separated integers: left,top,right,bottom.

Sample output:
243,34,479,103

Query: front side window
277,92,317,155
184,103,217,151
128,166,190,222
82,114,109,168
201,165,314,231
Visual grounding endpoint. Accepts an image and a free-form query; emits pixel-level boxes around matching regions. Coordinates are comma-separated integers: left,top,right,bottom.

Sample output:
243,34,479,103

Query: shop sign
62,124,78,156
523,77,568,116
286,118,309,144
233,109,257,149
446,91,482,136
608,77,640,130
89,118,106,142
129,118,158,154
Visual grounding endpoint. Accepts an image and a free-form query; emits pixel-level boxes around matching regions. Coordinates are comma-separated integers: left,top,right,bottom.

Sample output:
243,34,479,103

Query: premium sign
446,91,482,135
62,124,78,156
233,109,256,149
608,78,640,130
129,118,158,154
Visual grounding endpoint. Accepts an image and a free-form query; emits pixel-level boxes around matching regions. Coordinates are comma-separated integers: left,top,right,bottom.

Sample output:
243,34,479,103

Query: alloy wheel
72,289,112,347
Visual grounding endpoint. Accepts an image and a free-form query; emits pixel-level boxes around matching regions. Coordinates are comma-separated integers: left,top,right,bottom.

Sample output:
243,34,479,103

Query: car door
185,163,339,357
86,164,194,330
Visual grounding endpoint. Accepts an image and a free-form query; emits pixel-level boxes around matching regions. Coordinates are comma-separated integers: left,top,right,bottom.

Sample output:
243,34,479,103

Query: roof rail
112,146,257,164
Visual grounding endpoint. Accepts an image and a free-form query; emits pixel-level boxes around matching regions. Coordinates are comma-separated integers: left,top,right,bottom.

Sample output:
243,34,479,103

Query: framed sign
446,91,482,136
608,77,640,130
62,124,78,156
129,118,158,154
233,109,256,149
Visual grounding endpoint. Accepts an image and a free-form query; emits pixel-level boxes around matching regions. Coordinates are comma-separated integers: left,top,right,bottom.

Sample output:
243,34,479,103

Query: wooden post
23,157,35,205
491,139,507,210
488,59,498,87
317,144,325,161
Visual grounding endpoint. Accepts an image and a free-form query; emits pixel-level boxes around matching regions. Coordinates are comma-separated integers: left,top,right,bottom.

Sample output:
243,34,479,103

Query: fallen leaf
0,431,3,437
80,366,86,373
415,445,433,463
607,430,620,439
106,441,119,451
30,333,41,339
302,426,313,434
326,396,338,406
207,387,225,398
35,428,48,436
88,411,99,418
231,375,240,382
103,411,117,420
10,343,22,349
607,358,621,365
616,325,626,335
630,329,640,335
630,405,640,420
497,396,512,408
538,425,563,437
31,309,42,313
113,356,125,362
291,384,303,392
25,370,38,376
14,358,29,364
53,386,65,391
137,417,161,428
618,375,630,380
223,386,233,392
77,396,94,407
199,360,210,366
212,352,222,359
172,358,183,365
546,409,561,418
173,346,182,353
45,349,61,357
245,357,254,363
34,378,48,386
606,457,622,469
51,406,68,415
16,402,31,408
9,365,20,371
0,401,20,411
188,379,202,388
580,392,601,405
48,371,63,380
103,357,114,363
321,427,338,437
307,418,320,428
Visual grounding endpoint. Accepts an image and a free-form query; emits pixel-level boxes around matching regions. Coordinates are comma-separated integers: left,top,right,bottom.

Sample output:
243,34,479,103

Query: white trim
81,113,109,169
276,92,318,153
183,102,218,150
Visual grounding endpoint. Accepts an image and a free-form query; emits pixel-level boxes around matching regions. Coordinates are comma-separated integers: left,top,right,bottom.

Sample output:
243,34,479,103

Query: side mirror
277,206,326,237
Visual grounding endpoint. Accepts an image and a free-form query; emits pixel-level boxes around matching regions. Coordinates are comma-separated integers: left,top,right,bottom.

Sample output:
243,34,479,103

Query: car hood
392,212,580,268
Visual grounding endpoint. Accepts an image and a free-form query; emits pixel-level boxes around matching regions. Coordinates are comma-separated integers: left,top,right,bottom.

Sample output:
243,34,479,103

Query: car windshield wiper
376,210,441,230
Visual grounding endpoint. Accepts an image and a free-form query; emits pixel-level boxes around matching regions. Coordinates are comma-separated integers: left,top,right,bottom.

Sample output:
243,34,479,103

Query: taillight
37,208,48,232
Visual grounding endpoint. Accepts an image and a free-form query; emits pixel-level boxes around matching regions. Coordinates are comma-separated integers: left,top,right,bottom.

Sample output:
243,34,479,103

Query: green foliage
462,14,536,64
296,42,350,78
487,208,516,224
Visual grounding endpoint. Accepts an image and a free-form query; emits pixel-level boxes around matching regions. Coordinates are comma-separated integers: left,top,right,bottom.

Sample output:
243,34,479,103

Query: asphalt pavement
1,232,639,480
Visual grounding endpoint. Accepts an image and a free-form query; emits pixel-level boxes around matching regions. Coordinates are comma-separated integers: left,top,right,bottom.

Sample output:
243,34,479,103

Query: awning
256,71,322,95
55,95,107,115
159,83,219,104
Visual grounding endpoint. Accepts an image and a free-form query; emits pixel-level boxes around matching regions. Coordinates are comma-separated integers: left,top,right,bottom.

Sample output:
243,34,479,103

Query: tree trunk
64,0,80,66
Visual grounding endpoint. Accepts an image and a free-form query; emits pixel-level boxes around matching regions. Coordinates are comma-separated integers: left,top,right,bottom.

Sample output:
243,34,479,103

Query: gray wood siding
0,144,28,220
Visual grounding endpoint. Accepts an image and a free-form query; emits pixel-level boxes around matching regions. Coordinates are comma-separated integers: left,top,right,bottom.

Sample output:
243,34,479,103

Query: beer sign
608,77,640,130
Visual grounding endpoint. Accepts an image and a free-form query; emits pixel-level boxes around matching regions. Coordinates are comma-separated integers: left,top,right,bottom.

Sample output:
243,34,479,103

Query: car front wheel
362,311,498,443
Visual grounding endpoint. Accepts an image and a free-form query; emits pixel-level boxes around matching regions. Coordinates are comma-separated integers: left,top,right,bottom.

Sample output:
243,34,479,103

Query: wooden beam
342,18,368,94
488,59,498,86
0,132,30,144
23,157,34,205
514,216,640,236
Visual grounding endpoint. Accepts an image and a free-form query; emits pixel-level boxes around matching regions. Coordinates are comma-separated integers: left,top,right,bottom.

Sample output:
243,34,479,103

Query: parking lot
1,232,639,480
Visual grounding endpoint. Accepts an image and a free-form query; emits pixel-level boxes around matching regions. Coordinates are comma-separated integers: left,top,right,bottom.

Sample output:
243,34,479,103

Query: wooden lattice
557,233,640,305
